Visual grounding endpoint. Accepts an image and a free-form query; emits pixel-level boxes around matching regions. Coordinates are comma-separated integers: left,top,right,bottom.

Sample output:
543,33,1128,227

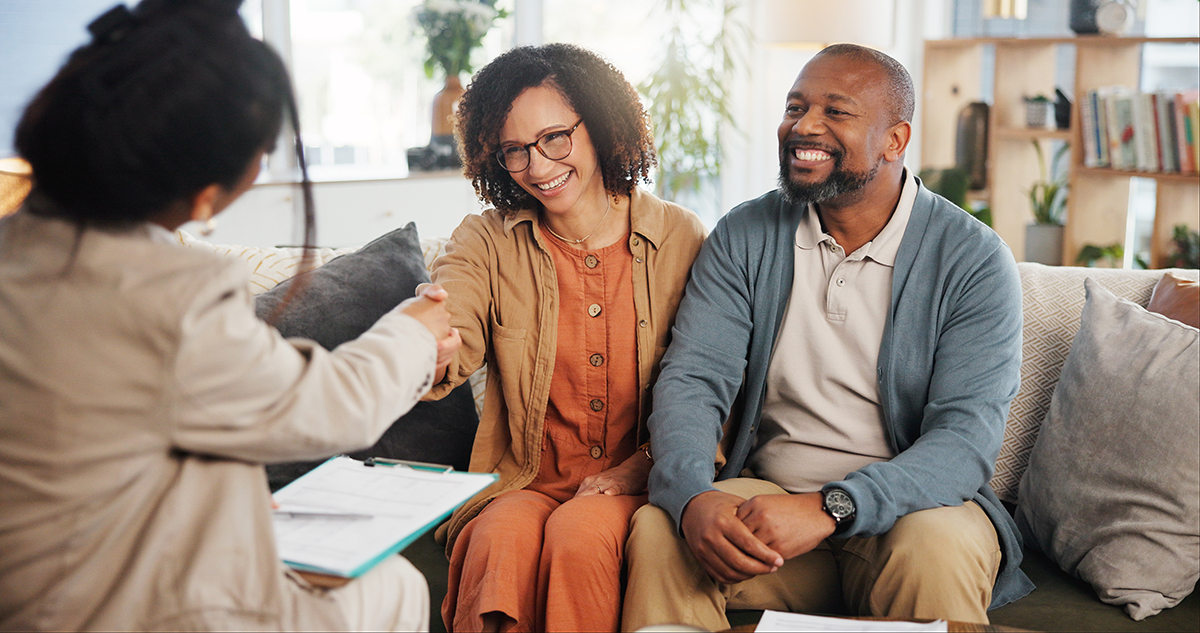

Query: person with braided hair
423,44,707,633
0,1,458,630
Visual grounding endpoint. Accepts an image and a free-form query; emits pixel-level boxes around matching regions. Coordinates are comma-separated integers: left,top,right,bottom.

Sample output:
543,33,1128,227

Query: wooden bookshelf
921,36,1200,267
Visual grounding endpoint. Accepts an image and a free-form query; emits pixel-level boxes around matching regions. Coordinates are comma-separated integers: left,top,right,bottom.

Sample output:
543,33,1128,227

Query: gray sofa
220,232,1195,632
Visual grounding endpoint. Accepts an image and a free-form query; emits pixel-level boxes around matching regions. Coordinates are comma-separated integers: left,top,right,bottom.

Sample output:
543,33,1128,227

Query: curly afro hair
455,43,656,216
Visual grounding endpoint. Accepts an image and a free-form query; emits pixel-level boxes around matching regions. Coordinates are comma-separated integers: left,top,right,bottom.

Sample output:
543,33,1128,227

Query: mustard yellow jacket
428,187,706,553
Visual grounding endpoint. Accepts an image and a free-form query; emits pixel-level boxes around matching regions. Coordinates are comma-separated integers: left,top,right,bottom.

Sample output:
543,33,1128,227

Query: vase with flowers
414,0,505,139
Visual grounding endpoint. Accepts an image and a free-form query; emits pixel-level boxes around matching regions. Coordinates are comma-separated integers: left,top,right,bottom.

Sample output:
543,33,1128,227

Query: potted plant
639,0,749,220
1075,242,1125,268
1024,94,1054,129
1165,224,1200,269
1025,139,1069,265
413,0,506,139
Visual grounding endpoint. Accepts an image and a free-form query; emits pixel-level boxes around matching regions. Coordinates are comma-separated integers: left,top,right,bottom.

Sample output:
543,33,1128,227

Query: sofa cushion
991,264,1198,504
1015,279,1199,621
251,223,479,488
1148,272,1200,329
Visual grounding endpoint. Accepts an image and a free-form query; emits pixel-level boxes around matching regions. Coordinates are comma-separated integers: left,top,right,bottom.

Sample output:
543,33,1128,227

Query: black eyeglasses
495,120,583,172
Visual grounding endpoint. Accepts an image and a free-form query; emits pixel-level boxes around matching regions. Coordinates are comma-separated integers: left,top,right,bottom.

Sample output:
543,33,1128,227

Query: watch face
1096,0,1134,35
825,489,855,521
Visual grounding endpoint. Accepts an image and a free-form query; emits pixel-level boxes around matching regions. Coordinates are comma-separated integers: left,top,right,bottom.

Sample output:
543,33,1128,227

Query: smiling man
621,45,1033,631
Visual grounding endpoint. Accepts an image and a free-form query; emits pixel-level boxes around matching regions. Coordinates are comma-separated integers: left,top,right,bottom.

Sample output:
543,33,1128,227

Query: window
254,0,514,180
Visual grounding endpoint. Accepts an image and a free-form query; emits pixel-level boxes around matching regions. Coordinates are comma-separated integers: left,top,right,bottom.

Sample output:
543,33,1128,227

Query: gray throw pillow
1015,278,1199,620
255,223,478,489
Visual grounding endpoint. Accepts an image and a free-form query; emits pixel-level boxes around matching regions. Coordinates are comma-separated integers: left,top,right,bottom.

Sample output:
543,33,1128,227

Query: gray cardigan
647,183,1034,608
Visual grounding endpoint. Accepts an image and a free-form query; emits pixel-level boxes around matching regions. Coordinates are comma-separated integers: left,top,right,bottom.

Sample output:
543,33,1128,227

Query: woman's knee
544,495,639,556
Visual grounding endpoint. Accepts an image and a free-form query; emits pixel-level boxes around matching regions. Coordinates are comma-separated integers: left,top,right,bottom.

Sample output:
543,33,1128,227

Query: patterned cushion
174,230,356,295
990,263,1200,503
176,230,488,418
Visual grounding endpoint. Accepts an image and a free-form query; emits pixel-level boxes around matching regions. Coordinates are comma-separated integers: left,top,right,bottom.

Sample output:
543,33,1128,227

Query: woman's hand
574,449,653,498
399,284,453,340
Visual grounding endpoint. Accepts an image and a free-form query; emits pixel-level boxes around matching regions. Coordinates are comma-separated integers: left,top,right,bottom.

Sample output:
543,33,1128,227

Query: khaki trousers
621,478,1001,632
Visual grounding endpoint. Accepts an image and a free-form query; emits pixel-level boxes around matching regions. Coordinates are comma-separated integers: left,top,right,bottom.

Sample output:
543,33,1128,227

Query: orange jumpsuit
443,231,644,632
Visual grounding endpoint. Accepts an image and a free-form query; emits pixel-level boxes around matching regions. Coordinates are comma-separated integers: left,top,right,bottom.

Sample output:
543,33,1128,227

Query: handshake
400,283,462,373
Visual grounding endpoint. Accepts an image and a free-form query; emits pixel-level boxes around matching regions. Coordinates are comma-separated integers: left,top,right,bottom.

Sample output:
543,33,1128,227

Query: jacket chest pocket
489,319,530,416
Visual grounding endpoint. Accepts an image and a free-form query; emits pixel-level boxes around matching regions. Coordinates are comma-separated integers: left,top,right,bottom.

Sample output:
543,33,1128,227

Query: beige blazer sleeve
169,263,438,463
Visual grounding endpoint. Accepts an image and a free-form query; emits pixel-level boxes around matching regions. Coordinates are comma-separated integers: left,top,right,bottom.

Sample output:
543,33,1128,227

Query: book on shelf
1081,87,1199,175
1080,89,1101,168
1156,93,1179,174
1131,92,1157,172
1176,92,1197,173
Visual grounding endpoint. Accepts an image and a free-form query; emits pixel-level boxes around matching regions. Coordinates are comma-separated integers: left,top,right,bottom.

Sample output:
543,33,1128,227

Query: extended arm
169,263,441,463
425,216,496,400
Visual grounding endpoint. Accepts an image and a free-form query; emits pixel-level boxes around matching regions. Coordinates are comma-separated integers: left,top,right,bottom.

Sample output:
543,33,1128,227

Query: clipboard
271,455,497,578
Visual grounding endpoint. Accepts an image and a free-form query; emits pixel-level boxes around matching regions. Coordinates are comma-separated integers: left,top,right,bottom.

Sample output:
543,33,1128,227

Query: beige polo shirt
747,170,918,493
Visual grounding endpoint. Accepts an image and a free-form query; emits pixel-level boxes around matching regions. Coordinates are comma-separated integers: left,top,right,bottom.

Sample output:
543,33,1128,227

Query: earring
200,217,217,237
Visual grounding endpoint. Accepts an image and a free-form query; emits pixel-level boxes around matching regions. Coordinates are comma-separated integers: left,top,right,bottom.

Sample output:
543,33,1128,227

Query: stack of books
1079,88,1199,175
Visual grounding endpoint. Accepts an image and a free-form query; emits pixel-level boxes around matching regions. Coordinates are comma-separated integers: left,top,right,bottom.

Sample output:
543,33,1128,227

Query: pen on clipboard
363,456,454,472
274,509,372,520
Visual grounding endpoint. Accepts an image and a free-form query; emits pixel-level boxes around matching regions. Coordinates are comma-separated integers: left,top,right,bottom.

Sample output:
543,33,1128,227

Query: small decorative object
1054,88,1072,130
1025,139,1069,265
409,0,505,171
955,102,989,190
405,135,461,172
1071,0,1137,35
1095,0,1136,35
1070,0,1100,33
1024,94,1055,129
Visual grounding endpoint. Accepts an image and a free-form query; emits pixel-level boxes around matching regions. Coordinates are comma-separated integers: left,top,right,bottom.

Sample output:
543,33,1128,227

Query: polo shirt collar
793,168,917,267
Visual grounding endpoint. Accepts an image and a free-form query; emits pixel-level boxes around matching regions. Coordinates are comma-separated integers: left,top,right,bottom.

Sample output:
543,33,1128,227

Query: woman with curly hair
423,43,707,632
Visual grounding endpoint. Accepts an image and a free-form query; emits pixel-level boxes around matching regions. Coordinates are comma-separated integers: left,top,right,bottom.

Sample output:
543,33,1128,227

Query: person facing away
422,43,707,633
621,44,1034,632
0,0,460,630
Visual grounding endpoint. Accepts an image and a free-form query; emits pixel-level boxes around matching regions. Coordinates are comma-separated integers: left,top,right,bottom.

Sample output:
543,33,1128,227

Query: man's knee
628,503,677,554
883,503,999,569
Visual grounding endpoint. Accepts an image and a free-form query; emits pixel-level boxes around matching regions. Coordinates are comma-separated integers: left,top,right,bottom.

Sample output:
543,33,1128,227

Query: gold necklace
543,198,613,245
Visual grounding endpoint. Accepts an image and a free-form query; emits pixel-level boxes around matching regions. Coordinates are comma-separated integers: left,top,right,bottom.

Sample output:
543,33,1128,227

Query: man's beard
778,151,877,206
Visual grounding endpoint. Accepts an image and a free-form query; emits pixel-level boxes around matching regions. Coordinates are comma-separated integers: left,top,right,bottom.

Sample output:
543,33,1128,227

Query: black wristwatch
822,488,856,532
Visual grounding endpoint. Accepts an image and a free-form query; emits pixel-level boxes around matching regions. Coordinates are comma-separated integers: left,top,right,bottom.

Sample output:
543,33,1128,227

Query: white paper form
271,456,496,577
756,610,948,632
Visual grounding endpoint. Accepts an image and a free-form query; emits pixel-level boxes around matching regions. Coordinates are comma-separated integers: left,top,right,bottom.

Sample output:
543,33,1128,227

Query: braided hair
455,43,656,216
15,0,312,238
